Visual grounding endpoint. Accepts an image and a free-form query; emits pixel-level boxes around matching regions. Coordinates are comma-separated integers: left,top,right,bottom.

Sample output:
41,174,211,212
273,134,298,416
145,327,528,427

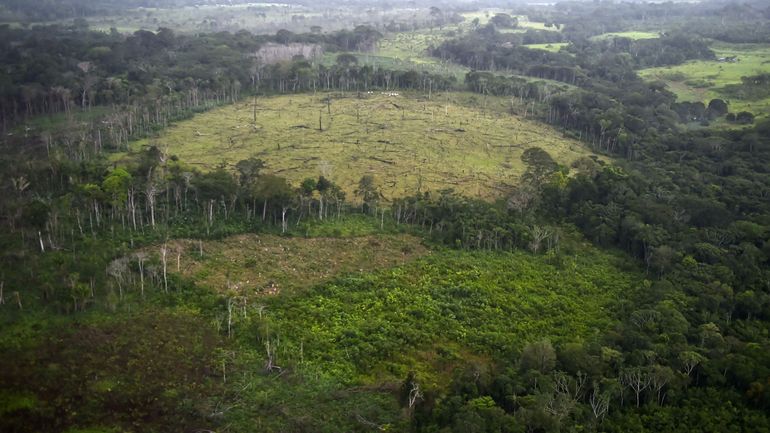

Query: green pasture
323,28,471,80
640,42,770,120
524,42,569,53
591,31,661,41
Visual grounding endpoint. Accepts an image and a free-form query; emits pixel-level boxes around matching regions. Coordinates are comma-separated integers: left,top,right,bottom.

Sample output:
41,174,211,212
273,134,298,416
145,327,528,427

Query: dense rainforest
1,0,769,432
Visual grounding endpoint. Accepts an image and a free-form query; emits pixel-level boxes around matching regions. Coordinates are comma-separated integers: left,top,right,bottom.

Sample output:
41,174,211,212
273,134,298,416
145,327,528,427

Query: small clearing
155,233,428,296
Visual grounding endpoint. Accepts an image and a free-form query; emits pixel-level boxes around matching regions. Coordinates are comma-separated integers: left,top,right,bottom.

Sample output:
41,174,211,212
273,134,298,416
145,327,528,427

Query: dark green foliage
0,310,221,433
720,73,770,101
736,111,755,124
489,13,519,29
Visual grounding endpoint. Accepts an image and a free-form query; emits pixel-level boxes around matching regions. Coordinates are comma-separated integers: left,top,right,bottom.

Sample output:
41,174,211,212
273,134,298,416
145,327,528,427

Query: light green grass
640,42,770,120
591,31,661,41
460,11,493,25
516,17,560,32
524,42,569,53
122,92,596,199
333,21,571,82
324,29,471,80
459,11,558,32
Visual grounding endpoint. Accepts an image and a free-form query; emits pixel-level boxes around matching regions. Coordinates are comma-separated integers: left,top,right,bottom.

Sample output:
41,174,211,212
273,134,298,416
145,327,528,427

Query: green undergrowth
222,240,641,432
524,42,569,53
0,211,642,432
0,306,224,433
591,31,661,41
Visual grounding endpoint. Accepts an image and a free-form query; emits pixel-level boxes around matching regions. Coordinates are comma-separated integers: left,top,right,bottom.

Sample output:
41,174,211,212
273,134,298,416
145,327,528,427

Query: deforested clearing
129,92,597,199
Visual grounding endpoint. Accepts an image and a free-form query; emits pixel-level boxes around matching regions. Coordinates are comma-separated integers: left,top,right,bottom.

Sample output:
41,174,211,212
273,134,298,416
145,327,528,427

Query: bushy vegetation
216,242,642,432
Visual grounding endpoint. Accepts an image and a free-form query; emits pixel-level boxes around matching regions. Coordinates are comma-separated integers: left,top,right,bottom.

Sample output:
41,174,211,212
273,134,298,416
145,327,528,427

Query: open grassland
224,240,640,431
515,17,561,32
128,92,594,199
325,12,558,78
499,18,561,34
591,31,661,41
640,42,770,120
323,29,470,80
461,11,558,33
156,233,428,296
524,42,570,53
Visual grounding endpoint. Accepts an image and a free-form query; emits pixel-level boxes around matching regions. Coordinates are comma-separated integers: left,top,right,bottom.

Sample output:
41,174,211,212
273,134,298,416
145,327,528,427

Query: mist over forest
1,0,769,432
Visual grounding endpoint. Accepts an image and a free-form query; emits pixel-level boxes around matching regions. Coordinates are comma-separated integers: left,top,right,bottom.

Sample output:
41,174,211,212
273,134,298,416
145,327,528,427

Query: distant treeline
0,23,384,121
514,0,770,43
433,26,721,155
0,0,305,21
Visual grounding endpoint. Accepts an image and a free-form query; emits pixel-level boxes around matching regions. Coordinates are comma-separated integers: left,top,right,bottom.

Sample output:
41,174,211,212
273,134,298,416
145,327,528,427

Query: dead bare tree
134,252,148,297
408,381,424,408
146,181,159,228
620,367,651,407
160,244,169,293
106,257,129,299
589,383,610,423
77,61,96,111
264,338,282,373
528,225,551,254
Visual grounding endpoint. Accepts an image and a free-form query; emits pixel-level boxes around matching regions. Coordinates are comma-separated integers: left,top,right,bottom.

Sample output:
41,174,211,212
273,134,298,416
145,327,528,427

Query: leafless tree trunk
135,252,147,298
146,182,158,228
589,384,610,422
264,339,281,373
227,297,234,338
408,382,423,408
621,368,651,407
160,244,169,293
528,225,551,254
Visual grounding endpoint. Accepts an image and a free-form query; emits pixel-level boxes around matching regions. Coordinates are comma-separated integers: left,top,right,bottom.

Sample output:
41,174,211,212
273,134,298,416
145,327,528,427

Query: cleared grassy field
158,233,428,296
640,42,770,120
320,11,560,80
323,30,471,80
127,92,594,199
591,31,660,40
517,17,561,32
524,42,569,53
